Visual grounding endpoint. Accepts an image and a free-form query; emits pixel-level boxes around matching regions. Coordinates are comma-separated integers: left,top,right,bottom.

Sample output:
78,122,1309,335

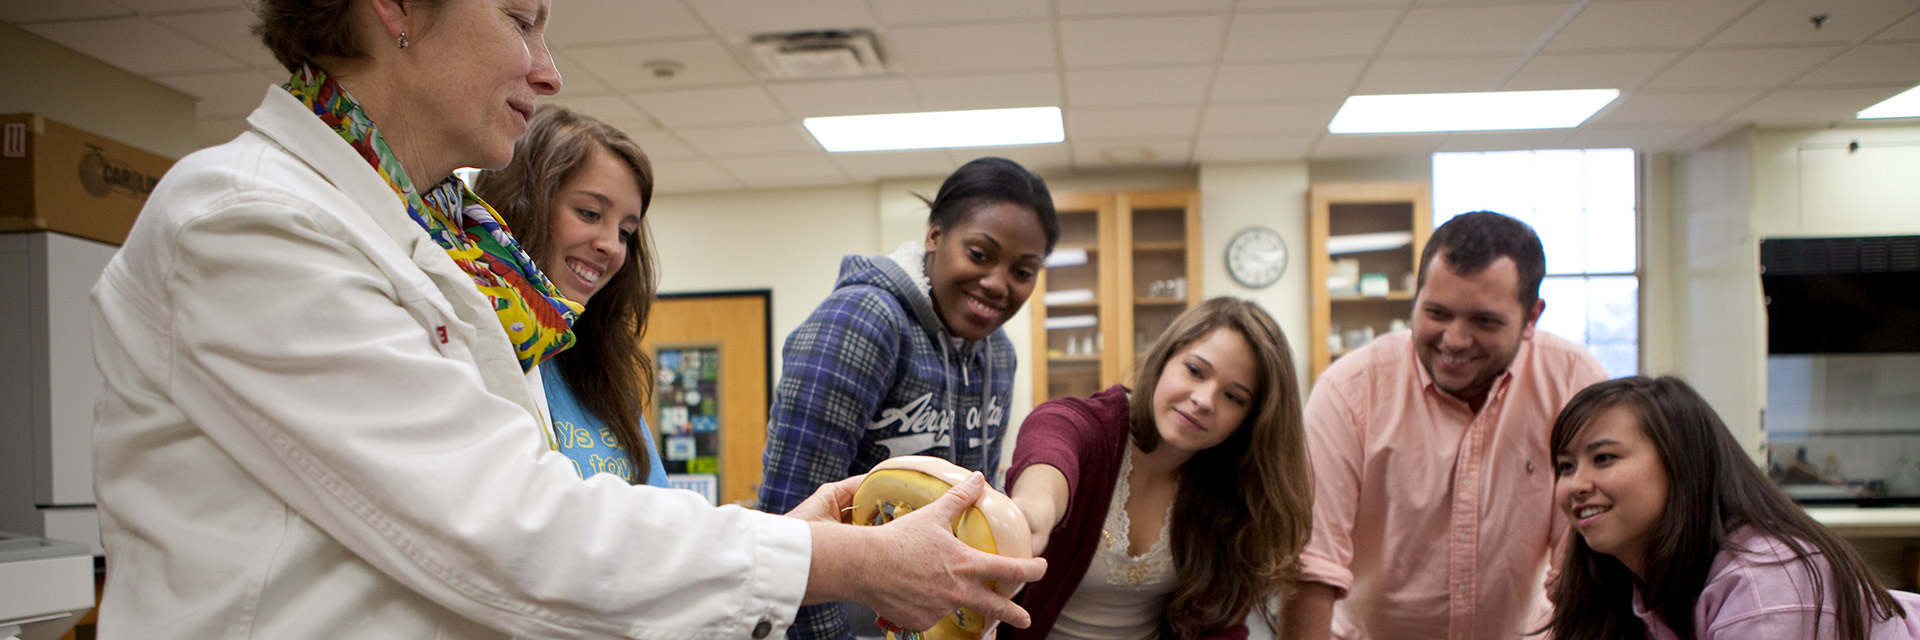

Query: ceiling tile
0,0,131,23
1672,123,1749,151
946,144,1073,176
633,86,788,127
626,130,702,162
1070,137,1194,168
650,159,744,194
1191,135,1317,163
1644,46,1843,90
1064,66,1212,107
1355,56,1515,94
883,22,1056,74
1211,61,1366,102
1382,5,1581,56
1873,11,1920,41
550,50,614,94
1588,91,1758,125
1733,85,1915,125
1502,52,1679,91
868,0,1050,25
1436,129,1574,153
152,68,282,118
1793,42,1920,87
1710,0,1917,47
766,77,920,117
564,39,756,91
829,149,958,181
1222,9,1401,61
715,154,852,189
1067,106,1202,139
1544,1,1750,51
1236,0,1406,8
1059,15,1228,67
913,71,1063,110
546,0,708,46
25,16,240,75
676,123,819,157
1200,102,1341,136
1558,125,1700,151
153,9,279,71
1055,0,1233,17
686,0,877,37
1310,133,1445,159
542,94,660,132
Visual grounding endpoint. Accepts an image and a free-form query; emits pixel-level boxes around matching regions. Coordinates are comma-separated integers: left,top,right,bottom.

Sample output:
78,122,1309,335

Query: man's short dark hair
1416,211,1546,311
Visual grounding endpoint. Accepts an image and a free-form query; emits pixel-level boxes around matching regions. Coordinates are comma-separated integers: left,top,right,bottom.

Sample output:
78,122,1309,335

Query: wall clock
1226,226,1287,289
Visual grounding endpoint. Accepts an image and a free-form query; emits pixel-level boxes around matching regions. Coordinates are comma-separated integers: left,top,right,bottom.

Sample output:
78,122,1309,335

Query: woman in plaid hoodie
759,157,1060,640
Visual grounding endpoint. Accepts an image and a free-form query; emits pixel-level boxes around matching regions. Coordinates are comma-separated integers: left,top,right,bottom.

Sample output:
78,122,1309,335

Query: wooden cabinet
1308,182,1431,382
1029,190,1201,401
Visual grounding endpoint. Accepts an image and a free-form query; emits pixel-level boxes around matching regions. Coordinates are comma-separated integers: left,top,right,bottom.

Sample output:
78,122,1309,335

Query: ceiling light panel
1328,89,1620,134
805,107,1064,152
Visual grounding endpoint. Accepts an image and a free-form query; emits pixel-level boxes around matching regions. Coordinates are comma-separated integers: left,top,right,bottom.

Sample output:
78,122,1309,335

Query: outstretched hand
801,472,1048,633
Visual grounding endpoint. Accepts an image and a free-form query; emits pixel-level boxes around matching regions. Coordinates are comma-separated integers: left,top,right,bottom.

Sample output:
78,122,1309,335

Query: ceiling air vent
746,29,887,79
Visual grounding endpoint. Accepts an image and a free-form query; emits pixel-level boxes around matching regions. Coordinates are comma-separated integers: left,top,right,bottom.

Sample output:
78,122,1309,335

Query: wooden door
640,291,772,508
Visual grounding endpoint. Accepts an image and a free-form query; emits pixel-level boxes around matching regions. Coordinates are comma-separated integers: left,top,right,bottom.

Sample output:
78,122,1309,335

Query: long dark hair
1127,298,1312,637
474,105,658,478
1546,376,1903,640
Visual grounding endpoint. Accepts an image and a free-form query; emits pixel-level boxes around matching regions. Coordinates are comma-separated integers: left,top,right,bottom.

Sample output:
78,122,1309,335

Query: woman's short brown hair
252,0,448,72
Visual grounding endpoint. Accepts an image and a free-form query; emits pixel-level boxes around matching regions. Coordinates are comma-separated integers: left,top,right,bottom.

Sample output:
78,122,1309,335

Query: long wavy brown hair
1127,297,1313,637
1545,376,1904,640
473,104,658,477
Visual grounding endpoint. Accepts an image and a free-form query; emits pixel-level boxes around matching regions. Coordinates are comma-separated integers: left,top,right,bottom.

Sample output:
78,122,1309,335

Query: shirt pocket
395,281,480,365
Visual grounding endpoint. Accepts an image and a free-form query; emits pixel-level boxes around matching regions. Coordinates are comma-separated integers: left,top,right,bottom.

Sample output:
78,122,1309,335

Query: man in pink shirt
1281,212,1607,640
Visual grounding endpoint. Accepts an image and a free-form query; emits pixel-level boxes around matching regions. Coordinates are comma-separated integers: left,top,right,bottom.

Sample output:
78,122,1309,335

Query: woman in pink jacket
1548,375,1920,640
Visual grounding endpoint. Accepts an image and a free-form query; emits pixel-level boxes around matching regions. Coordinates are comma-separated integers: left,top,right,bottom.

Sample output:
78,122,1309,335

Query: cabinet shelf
1309,182,1431,382
1032,190,1201,401
1328,292,1416,302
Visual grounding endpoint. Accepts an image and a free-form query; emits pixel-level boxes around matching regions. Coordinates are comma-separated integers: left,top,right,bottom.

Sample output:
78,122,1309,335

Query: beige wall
1198,162,1312,398
0,23,197,159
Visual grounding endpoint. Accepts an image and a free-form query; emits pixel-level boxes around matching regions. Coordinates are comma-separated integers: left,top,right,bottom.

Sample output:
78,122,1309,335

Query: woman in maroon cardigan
1004,298,1314,639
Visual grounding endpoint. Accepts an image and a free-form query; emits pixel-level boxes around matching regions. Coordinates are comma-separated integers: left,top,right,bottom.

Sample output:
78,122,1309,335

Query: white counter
1807,507,1920,538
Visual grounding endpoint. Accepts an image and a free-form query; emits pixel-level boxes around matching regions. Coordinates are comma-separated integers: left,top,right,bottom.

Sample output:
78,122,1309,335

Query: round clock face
1226,226,1287,289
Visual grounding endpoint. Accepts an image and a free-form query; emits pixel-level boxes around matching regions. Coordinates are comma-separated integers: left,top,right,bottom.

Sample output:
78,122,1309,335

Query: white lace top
1049,444,1178,640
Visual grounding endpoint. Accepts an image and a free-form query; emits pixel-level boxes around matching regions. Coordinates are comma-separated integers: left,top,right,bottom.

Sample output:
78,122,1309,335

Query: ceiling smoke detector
746,29,887,79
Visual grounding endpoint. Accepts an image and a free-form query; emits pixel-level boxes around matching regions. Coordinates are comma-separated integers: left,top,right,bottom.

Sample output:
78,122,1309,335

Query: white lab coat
88,86,809,639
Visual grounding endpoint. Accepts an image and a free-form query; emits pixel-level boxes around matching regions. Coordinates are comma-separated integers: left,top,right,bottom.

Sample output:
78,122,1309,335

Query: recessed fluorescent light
1328,89,1620,134
804,106,1064,152
1858,85,1920,120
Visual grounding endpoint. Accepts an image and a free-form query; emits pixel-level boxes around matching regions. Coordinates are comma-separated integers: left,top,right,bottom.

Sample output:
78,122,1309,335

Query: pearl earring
396,32,409,49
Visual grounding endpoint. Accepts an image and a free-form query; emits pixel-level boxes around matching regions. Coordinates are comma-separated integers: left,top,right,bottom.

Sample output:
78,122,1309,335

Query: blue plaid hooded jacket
759,243,1017,640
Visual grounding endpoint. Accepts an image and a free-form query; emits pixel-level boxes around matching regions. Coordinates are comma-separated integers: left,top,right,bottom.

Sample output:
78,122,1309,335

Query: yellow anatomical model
851,456,1034,640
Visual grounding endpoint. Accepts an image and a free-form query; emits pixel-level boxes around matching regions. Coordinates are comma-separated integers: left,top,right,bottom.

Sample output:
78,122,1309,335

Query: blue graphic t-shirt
546,377,669,487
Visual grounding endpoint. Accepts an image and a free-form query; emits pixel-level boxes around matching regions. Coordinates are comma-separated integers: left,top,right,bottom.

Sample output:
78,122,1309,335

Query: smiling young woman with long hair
1548,375,1920,640
474,104,667,486
1004,297,1314,639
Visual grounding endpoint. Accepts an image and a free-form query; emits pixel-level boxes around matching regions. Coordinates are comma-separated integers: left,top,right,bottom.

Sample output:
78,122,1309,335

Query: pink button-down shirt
1299,331,1606,640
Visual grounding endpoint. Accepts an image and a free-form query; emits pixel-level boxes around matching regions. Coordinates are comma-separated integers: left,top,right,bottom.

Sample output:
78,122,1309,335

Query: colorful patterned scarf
284,65,580,371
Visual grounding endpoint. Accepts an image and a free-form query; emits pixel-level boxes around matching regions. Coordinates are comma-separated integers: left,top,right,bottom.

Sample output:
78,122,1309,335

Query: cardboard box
0,113,175,246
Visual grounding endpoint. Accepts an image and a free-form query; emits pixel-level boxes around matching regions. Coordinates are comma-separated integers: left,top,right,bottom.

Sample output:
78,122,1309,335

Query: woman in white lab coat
86,0,1042,637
